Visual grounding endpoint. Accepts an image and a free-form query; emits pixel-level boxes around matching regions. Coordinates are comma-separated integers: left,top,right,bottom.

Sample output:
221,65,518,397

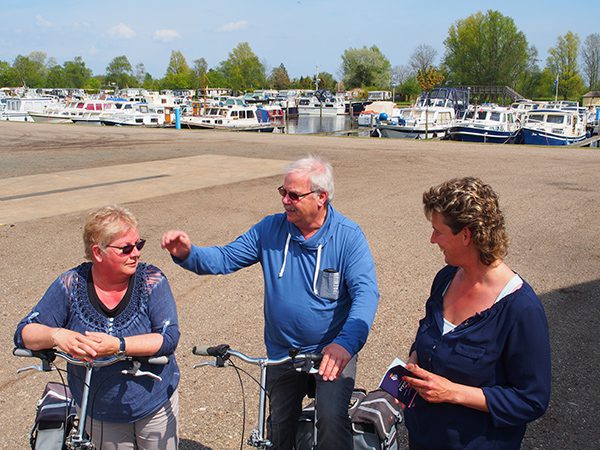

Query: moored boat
373,87,469,139
180,104,274,132
519,108,588,146
447,104,520,144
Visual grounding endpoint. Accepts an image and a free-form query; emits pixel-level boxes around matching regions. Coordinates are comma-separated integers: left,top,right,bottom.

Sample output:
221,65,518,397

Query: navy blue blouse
14,262,180,423
405,265,551,449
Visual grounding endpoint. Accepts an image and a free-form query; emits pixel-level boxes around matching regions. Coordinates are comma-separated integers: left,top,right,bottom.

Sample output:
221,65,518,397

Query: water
280,115,367,136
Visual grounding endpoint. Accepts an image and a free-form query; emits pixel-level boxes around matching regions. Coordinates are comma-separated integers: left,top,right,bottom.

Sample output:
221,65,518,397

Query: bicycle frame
14,347,168,450
192,344,322,449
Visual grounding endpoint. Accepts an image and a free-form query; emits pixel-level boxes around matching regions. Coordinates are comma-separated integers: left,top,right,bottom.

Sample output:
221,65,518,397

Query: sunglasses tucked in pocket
317,268,340,300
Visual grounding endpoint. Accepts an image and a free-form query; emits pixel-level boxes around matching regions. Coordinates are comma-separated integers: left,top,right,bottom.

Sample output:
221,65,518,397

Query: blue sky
1,0,598,79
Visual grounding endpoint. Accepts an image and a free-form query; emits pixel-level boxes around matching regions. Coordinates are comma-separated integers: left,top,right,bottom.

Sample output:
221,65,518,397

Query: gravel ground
0,121,598,449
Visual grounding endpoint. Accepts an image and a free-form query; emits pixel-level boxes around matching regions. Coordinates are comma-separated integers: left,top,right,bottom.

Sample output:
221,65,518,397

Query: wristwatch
116,336,126,356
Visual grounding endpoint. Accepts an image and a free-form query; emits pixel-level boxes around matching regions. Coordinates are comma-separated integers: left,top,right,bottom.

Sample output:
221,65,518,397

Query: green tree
515,45,542,99
12,54,47,87
46,64,66,87
219,42,266,91
63,57,92,88
546,31,585,99
0,60,18,86
443,10,529,86
191,57,208,90
84,77,102,92
291,75,315,90
105,55,133,89
162,50,193,89
317,72,336,91
134,63,147,85
340,45,391,89
269,63,291,90
581,33,600,90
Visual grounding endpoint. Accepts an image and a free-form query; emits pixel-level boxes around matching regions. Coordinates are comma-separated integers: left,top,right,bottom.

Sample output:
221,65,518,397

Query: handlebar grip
13,348,34,357
146,356,169,365
13,347,56,361
303,353,324,363
192,344,230,357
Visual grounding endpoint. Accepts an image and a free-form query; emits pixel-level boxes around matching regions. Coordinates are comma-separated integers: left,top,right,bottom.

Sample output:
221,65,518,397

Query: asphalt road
0,121,598,449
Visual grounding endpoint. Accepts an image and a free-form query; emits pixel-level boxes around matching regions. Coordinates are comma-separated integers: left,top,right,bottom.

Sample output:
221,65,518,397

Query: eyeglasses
278,185,317,202
106,239,146,255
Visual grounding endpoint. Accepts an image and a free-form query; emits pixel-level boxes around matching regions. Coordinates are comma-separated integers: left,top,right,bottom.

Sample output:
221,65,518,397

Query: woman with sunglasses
14,205,180,450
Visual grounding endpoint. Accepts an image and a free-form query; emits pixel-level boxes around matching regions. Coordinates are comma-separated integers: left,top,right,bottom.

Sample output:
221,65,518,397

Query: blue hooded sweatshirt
177,204,379,358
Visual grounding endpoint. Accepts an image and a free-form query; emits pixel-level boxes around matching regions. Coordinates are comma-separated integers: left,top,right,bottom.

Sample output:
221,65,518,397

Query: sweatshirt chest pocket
316,269,340,300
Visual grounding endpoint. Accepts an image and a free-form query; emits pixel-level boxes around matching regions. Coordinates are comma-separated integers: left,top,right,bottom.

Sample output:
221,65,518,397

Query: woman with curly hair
403,177,551,450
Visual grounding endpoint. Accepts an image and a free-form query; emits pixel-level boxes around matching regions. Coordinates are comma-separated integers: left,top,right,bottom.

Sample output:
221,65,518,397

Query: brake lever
193,361,225,369
17,364,56,374
121,361,163,382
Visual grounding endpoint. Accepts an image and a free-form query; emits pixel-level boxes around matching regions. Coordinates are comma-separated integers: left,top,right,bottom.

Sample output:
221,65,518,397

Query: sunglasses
278,185,317,202
106,239,146,255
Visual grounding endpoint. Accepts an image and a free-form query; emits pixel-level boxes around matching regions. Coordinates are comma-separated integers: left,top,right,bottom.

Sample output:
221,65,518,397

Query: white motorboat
29,99,109,124
374,87,469,139
1,95,58,122
447,104,520,144
180,104,274,132
298,94,346,115
519,108,588,146
98,102,164,127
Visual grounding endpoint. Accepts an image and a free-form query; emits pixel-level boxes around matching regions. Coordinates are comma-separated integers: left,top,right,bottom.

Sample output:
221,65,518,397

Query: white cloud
218,21,248,32
108,23,136,39
35,15,55,28
153,29,181,42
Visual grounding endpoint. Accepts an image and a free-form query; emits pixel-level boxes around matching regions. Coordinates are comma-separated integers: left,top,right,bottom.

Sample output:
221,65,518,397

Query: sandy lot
0,121,598,449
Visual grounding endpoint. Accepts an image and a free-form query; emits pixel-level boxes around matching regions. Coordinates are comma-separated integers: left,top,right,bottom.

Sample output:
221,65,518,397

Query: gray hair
83,205,138,260
285,155,335,203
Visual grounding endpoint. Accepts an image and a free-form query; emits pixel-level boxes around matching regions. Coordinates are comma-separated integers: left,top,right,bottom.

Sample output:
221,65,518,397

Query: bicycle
192,344,323,449
13,347,168,450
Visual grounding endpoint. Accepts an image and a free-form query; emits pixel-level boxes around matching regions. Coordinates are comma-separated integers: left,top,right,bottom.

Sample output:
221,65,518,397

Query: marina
2,86,598,146
0,122,598,449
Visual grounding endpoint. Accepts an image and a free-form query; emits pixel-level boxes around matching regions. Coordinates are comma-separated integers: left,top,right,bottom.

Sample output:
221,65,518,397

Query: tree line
1,10,599,101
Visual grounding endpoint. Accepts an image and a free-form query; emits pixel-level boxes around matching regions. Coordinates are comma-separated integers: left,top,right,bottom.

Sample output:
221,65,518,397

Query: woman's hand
52,328,98,361
83,331,120,358
404,363,457,404
404,363,489,412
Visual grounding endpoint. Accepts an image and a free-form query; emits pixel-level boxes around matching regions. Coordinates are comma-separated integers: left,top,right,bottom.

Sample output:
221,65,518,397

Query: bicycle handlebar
13,347,169,367
192,344,323,368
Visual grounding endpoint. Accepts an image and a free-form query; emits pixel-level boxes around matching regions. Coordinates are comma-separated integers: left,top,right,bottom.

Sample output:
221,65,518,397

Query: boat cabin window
231,111,238,117
247,110,254,119
547,114,565,124
476,110,487,120
490,112,501,122
76,103,85,109
528,114,545,123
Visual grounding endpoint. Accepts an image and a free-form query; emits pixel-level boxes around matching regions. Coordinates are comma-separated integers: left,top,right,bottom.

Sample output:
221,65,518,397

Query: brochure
378,357,418,408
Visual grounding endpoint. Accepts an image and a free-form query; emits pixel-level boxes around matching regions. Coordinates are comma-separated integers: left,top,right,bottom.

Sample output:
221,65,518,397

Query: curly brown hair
422,177,508,265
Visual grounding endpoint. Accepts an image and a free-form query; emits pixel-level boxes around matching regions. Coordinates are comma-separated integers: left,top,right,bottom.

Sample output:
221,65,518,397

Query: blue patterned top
14,262,180,423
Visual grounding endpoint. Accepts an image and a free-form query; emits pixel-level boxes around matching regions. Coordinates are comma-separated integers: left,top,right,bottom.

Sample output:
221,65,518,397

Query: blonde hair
423,177,508,265
83,205,138,260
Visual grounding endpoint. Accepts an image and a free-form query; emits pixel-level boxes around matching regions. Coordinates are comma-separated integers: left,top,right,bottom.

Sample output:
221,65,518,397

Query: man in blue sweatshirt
161,155,379,450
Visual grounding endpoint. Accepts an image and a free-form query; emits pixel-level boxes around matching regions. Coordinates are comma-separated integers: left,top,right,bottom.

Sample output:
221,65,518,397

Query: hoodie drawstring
279,234,322,296
278,233,291,278
312,244,322,295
